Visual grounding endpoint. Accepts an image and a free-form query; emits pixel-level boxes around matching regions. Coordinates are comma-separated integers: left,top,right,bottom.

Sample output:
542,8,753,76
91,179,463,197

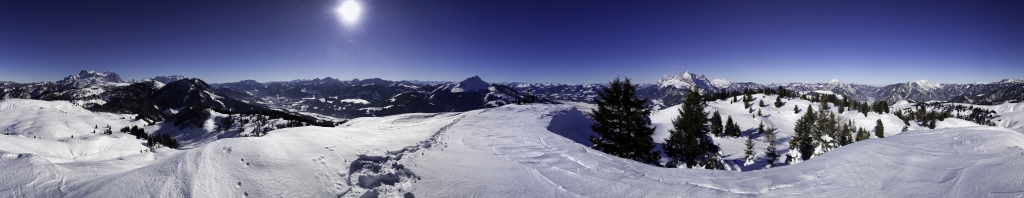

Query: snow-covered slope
0,99,153,163
3,103,1023,197
652,94,916,169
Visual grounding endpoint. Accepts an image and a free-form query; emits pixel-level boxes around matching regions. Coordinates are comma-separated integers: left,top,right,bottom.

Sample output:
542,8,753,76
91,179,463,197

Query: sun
336,0,362,24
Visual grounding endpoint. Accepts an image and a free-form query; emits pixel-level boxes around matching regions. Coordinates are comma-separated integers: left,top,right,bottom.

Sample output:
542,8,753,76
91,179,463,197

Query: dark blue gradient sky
1,0,1022,85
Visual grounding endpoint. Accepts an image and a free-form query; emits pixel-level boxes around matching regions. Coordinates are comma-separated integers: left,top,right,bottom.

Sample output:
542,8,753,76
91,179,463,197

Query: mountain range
1,70,1021,122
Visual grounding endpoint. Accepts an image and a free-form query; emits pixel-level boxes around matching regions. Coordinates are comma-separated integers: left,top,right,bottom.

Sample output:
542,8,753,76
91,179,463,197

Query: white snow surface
339,98,370,105
2,99,1024,197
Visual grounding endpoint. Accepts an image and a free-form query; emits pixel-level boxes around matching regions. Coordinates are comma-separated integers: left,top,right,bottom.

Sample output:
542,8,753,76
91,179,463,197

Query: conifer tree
759,100,765,108
589,77,660,165
928,119,936,129
664,86,721,169
743,134,755,166
757,121,765,135
763,127,780,167
794,105,799,113
902,125,909,132
710,111,723,137
774,96,783,108
757,109,762,117
875,119,885,138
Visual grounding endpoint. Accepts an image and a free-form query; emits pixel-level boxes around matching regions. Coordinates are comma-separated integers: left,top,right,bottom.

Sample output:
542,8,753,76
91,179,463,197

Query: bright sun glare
336,0,362,24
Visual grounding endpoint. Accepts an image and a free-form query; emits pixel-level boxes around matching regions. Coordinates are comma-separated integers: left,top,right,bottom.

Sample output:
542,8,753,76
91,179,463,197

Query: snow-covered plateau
2,98,1024,197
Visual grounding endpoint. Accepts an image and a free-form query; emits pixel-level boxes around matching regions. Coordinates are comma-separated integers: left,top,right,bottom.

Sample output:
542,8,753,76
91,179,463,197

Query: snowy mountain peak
64,70,124,83
451,76,489,93
828,79,842,84
657,71,711,90
55,70,125,89
150,75,186,84
999,78,1023,84
711,79,732,88
910,80,942,90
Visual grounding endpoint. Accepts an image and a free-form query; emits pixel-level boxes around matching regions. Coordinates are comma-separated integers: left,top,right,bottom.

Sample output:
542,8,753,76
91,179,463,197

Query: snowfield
2,99,1024,197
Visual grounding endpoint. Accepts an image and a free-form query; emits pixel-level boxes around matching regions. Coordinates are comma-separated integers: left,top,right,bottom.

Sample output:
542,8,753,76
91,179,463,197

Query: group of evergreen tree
893,103,958,129
722,116,742,138
706,87,790,103
589,77,724,169
147,133,180,149
787,101,880,164
588,76,943,168
120,125,148,139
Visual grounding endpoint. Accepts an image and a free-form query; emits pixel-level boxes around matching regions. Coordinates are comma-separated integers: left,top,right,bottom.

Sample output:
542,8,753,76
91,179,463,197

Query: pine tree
928,119,936,129
759,100,766,108
774,96,783,108
588,77,660,165
757,109,762,117
763,127,780,167
861,104,869,117
757,121,765,136
710,111,723,137
743,134,755,166
875,119,885,138
664,86,721,169
794,105,799,113
902,125,909,132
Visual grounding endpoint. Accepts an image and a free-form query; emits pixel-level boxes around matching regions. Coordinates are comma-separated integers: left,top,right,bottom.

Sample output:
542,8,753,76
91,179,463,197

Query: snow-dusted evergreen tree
774,96,783,108
588,77,660,166
763,127,780,167
663,86,721,169
875,119,885,138
814,103,838,152
710,111,723,137
759,100,765,108
743,133,755,166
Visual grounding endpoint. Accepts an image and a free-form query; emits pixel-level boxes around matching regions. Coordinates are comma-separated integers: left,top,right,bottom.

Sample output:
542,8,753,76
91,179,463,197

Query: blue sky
1,0,1022,85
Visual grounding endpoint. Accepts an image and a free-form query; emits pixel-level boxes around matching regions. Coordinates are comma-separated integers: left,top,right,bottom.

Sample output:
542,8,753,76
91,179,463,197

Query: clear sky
1,0,1022,85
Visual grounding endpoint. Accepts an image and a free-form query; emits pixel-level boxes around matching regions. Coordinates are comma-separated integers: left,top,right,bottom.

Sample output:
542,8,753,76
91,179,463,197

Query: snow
711,79,732,88
2,99,1024,197
911,79,942,90
658,71,694,89
339,98,370,105
450,76,489,93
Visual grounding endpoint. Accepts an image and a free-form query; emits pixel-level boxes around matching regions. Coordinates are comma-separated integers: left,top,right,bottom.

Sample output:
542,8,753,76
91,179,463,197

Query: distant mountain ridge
1,70,1021,118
